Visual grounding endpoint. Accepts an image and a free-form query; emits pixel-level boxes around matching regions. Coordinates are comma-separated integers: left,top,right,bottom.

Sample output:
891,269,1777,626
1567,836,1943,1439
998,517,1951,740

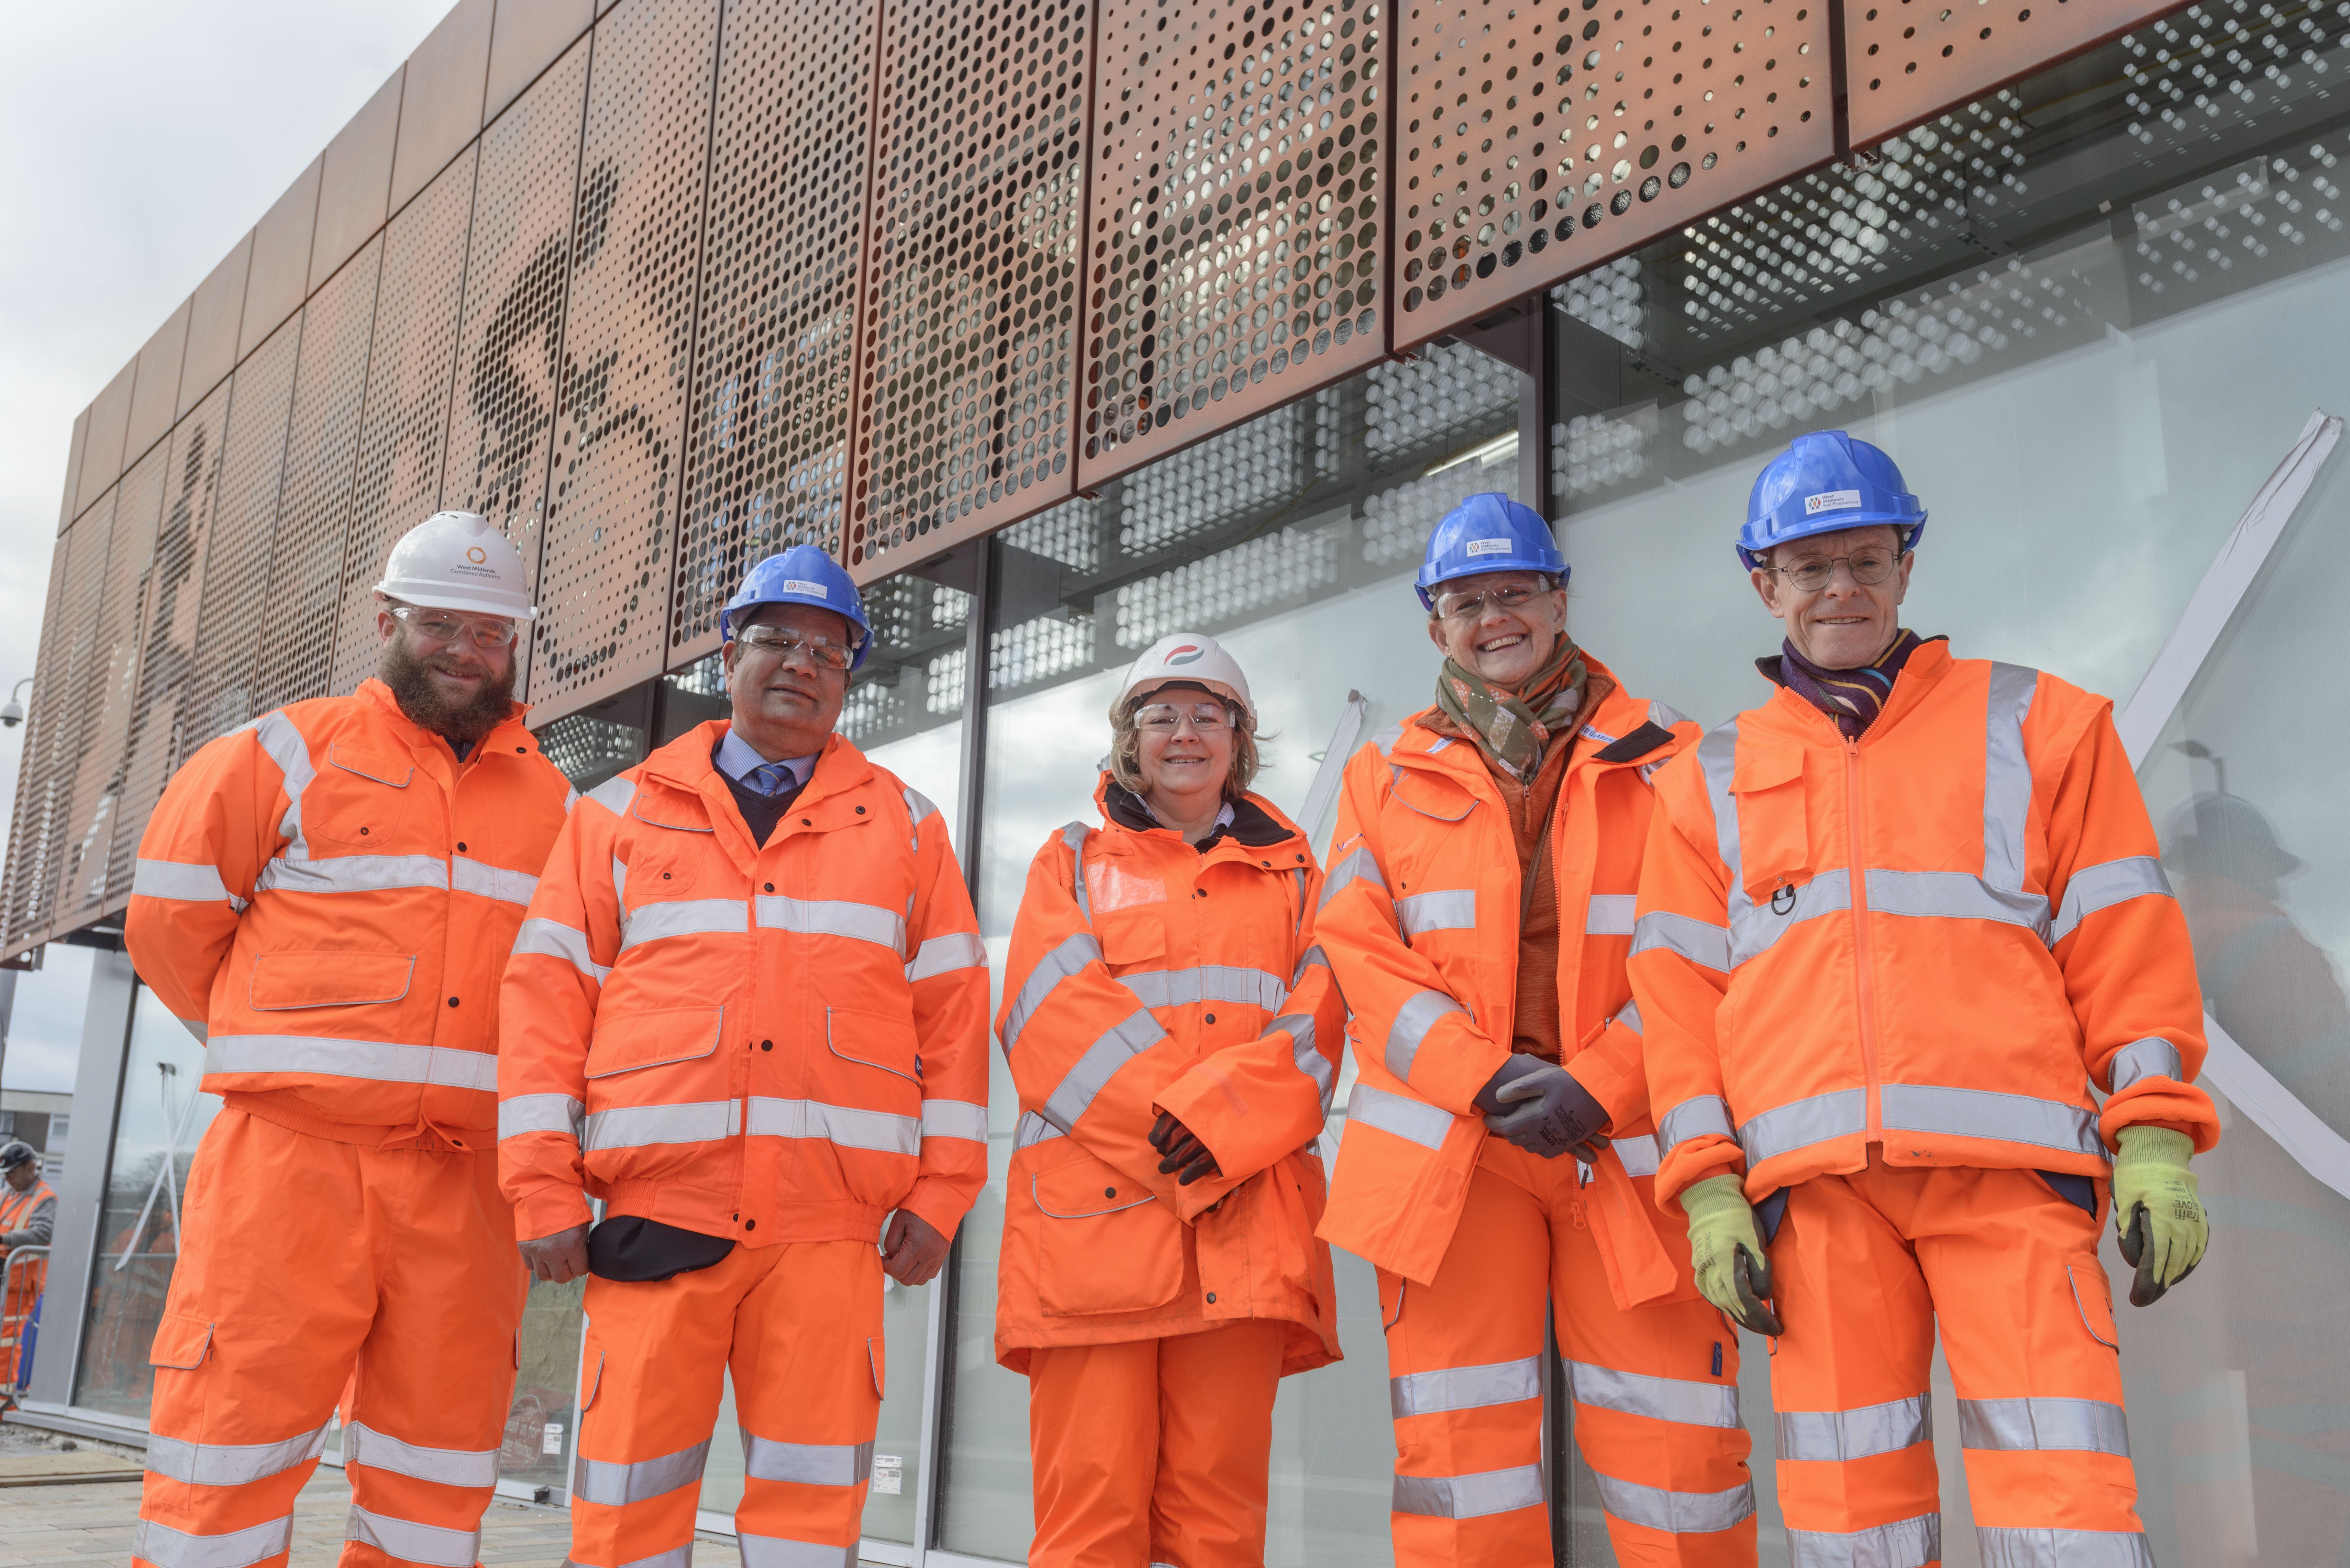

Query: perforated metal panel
670,0,882,660
533,0,719,719
845,0,1093,582
0,531,80,955
1078,0,1389,489
1392,0,1835,348
183,321,302,750
251,240,383,714
1846,0,2174,147
330,148,480,695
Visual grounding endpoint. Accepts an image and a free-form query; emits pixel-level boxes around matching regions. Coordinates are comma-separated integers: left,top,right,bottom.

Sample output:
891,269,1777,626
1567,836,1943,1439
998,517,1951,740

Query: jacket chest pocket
1031,1149,1184,1316
1730,744,1810,901
586,1006,725,1080
308,747,420,850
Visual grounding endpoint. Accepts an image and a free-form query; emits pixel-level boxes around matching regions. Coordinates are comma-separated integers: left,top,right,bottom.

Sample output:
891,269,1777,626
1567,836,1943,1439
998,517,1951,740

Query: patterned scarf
1760,629,1936,738
1435,634,1588,783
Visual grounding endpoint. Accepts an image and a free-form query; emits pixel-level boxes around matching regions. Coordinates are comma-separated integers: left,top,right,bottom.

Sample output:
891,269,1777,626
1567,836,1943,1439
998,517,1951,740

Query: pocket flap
150,1311,215,1370
1392,768,1477,823
1033,1161,1157,1220
1094,907,1169,965
250,952,416,1010
586,1006,725,1078
632,784,714,833
1732,743,1804,794
328,744,413,788
827,1006,920,1083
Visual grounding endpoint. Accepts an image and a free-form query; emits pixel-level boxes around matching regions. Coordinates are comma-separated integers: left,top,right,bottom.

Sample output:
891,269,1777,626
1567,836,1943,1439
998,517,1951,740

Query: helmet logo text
1804,489,1862,515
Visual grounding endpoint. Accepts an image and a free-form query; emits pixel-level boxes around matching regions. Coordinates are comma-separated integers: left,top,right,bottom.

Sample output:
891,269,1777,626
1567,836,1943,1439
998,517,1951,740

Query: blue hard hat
1738,430,1926,570
720,544,873,670
1415,492,1570,609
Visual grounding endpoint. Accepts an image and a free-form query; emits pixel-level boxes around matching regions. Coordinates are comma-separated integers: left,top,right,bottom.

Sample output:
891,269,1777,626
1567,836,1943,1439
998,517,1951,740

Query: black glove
1474,1055,1611,1162
1149,1111,1223,1186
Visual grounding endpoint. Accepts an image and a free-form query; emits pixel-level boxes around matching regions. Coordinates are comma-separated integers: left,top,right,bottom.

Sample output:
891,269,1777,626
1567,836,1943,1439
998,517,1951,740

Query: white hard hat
1117,632,1255,730
373,511,538,620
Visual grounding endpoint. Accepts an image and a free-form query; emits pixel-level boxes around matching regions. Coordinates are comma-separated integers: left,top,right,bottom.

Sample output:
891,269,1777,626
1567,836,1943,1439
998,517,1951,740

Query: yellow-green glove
2111,1125,2207,1307
1680,1173,1782,1335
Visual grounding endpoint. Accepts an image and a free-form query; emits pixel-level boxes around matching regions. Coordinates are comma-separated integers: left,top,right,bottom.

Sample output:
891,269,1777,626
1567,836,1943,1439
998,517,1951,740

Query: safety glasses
1134,701,1237,733
736,623,861,671
1432,577,1554,621
388,604,520,650
1768,549,1899,592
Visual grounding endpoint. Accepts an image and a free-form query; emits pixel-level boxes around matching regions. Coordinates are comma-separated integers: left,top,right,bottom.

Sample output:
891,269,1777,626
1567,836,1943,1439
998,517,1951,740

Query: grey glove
1474,1055,1611,1161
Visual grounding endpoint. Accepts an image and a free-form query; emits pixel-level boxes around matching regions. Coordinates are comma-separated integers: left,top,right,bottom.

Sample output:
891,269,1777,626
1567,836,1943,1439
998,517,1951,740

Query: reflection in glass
502,1276,588,1493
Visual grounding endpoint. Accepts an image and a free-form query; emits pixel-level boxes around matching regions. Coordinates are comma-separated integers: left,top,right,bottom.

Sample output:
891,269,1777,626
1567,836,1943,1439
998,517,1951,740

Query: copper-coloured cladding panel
669,0,882,665
1391,0,1836,349
1076,0,1392,493
0,531,75,953
533,0,720,722
1845,0,2176,147
329,148,480,697
846,0,1093,585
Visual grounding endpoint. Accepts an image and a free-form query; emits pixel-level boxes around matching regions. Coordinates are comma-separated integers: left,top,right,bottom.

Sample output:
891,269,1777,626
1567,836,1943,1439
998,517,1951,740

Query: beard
380,629,518,749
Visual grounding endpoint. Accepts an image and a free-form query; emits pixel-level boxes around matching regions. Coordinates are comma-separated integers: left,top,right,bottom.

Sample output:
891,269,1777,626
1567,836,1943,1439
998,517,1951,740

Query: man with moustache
125,511,572,1568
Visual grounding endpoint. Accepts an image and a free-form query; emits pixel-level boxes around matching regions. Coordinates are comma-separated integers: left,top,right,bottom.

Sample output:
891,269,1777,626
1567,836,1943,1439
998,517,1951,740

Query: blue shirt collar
716,729,819,790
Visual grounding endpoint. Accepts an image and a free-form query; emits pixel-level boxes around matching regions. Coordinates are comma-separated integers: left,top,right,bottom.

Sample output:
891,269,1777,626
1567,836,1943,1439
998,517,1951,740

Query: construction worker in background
0,1140,55,1393
124,511,570,1568
995,633,1345,1568
499,545,989,1567
1633,430,2216,1565
1316,493,1758,1566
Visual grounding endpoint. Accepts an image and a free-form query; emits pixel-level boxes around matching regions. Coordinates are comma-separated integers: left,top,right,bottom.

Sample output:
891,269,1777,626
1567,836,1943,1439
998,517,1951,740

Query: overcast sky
0,3,453,1090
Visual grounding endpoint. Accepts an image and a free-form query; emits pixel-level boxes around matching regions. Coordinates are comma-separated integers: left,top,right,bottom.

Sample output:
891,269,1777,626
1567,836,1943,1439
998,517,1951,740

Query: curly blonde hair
1106,687,1262,805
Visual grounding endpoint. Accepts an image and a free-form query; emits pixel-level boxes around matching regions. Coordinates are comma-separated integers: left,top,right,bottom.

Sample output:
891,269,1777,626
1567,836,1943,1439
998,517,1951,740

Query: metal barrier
1,1246,48,1399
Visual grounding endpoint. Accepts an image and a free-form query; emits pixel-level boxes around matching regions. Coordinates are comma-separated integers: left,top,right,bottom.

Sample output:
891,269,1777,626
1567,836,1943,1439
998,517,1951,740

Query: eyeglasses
1432,578,1555,621
1134,701,1237,732
1768,549,1900,592
736,623,861,671
389,605,520,650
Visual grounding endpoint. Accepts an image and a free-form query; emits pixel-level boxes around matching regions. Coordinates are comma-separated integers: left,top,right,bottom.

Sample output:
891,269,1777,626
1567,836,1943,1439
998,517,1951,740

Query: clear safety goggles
1134,701,1238,733
736,623,862,671
389,604,521,650
1768,548,1899,592
1432,575,1555,621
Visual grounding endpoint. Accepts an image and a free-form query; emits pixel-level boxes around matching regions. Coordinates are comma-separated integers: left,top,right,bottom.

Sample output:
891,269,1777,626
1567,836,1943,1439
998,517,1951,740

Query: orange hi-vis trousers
135,1108,524,1568
569,1239,884,1567
1766,1156,2150,1566
1380,1144,1756,1566
1026,1319,1286,1568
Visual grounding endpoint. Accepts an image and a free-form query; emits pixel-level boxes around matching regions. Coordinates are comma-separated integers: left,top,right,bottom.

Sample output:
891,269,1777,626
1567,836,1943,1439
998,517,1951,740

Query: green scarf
1434,634,1588,784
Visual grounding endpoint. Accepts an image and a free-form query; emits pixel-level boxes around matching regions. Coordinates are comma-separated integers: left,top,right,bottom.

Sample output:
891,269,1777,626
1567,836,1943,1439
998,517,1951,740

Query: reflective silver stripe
1385,989,1462,1084
1650,699,1689,728
1346,1082,1452,1151
1397,888,1477,938
2109,1037,2184,1093
251,710,317,858
1390,1356,1541,1418
1658,1094,1736,1153
1740,1088,1866,1166
133,858,238,904
736,1538,858,1568
1957,1396,2129,1456
619,897,751,950
587,775,638,816
1567,1360,1740,1429
1276,1014,1334,1110
1776,1394,1933,1461
575,1437,711,1505
1788,1513,1941,1568
585,1100,737,1151
204,1035,498,1093
906,787,940,826
1319,843,1388,910
1040,1011,1166,1133
1982,662,2040,894
563,785,580,812
343,1508,480,1568
1864,867,2049,942
742,1433,873,1486
343,1421,500,1488
256,853,449,895
1015,1109,1064,1150
1289,942,1331,987
1613,999,1644,1034
907,930,986,982
452,855,539,907
611,855,627,912
499,1094,585,1143
607,1547,694,1568
756,894,906,955
131,1515,294,1568
513,917,610,982
1591,1472,1756,1536
1878,1084,2104,1158
747,1096,921,1156
1392,1464,1544,1519
920,1099,989,1142
1730,869,1853,966
2051,854,2173,945
1694,723,1754,941
1612,1133,1660,1178
1632,910,1731,972
1002,932,1104,1052
1118,964,1288,1012
1585,894,1636,936
1062,821,1091,920
144,1422,329,1487
1976,1527,2155,1568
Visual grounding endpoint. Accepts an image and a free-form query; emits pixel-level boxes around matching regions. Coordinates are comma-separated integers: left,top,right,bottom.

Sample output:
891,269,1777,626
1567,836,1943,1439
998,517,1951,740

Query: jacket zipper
1843,735,1881,1139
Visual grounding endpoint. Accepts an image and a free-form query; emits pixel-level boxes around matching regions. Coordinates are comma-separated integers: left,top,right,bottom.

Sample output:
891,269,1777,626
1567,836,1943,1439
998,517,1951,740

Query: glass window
501,1276,589,1494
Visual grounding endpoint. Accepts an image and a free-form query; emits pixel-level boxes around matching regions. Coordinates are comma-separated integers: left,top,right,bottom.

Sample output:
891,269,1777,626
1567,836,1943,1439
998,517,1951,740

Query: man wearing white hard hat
125,512,572,1568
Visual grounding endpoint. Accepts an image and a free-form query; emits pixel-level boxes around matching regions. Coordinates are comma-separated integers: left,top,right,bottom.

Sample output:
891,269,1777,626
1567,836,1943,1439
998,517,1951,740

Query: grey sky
0,2,454,1088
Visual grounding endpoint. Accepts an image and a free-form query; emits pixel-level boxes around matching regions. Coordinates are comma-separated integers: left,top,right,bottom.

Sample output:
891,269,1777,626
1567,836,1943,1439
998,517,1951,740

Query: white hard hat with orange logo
1116,632,1256,730
373,511,539,620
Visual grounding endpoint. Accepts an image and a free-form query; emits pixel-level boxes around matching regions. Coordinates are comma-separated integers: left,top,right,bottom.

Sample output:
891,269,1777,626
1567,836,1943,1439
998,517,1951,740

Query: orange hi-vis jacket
1315,657,1701,1294
498,722,990,1249
1632,641,2220,1212
993,781,1345,1376
126,679,572,1144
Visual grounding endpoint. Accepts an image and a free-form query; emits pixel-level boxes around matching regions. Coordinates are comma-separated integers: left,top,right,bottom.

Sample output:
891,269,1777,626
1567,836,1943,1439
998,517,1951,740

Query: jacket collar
1090,772,1309,860
642,721,873,800
1394,648,1661,779
352,677,532,759
1756,637,1956,744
